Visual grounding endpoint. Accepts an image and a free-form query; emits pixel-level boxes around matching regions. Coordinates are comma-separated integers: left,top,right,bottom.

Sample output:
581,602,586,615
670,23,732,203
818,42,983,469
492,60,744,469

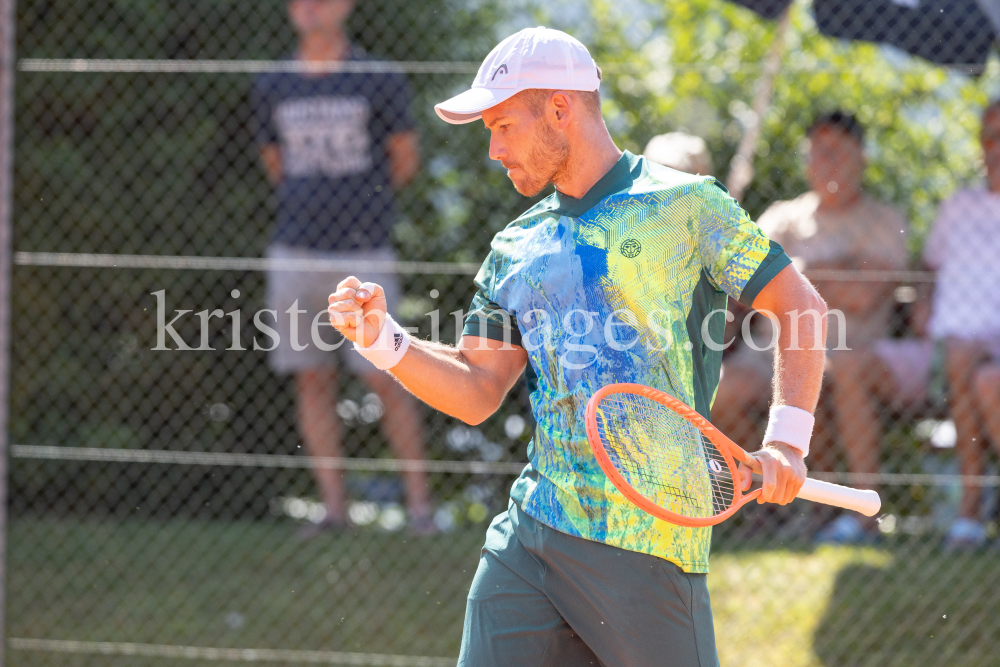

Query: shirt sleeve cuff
462,311,523,348
738,240,792,307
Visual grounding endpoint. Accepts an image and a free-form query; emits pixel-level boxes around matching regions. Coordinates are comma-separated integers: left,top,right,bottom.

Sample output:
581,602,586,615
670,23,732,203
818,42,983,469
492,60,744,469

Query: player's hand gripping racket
585,383,881,527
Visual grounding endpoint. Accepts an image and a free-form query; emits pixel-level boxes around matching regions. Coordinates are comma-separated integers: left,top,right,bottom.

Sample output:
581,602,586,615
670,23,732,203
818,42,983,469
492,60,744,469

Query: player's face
980,108,1000,184
483,95,569,197
806,126,864,200
289,0,354,36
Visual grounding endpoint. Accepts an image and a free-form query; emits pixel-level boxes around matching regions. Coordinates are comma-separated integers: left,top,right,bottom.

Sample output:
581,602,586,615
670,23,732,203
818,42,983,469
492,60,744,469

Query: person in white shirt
829,101,1000,549
930,181,1000,548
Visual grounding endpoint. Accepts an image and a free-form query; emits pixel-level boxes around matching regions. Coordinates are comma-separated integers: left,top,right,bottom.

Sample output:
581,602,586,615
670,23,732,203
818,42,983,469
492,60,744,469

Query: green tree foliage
14,0,520,259
582,0,997,244
13,0,998,515
10,0,527,515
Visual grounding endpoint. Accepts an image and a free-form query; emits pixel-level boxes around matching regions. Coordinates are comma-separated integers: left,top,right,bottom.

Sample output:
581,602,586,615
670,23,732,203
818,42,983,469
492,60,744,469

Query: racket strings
595,394,736,519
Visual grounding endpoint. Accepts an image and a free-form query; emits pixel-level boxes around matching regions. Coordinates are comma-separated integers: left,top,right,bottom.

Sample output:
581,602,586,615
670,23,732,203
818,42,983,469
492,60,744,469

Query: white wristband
353,313,411,370
762,405,814,457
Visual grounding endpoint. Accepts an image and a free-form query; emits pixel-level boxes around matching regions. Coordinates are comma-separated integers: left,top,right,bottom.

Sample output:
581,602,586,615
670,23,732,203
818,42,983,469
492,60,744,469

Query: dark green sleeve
738,240,792,307
461,251,523,347
462,294,523,347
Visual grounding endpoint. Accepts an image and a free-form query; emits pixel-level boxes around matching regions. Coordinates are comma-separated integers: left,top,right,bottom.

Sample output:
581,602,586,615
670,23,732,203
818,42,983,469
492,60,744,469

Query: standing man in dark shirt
252,0,432,534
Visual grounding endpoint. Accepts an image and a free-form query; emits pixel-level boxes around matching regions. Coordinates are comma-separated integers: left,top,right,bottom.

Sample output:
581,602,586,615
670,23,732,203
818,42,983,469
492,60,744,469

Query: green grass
8,517,483,666
710,537,1000,667
7,518,1000,666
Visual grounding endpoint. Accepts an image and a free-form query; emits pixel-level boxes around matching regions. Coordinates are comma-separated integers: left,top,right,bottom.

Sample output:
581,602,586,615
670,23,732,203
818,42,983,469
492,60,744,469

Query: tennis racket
585,383,881,528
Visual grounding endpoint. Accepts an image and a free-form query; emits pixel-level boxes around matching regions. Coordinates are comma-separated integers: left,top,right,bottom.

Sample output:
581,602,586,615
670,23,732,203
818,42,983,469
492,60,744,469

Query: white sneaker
814,515,867,544
943,518,986,551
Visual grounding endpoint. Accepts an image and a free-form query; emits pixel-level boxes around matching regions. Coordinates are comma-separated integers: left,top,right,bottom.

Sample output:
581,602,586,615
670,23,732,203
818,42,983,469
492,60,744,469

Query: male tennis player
329,27,827,667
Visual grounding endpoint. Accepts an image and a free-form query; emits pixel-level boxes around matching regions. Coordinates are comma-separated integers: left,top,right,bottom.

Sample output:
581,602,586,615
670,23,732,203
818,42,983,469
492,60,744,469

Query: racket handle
797,478,881,517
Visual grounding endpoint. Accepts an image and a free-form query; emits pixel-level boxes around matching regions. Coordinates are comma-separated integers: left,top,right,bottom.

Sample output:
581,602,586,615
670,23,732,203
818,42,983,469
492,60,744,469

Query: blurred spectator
712,112,910,542
643,132,714,176
252,0,432,535
937,101,1000,549
837,101,1000,549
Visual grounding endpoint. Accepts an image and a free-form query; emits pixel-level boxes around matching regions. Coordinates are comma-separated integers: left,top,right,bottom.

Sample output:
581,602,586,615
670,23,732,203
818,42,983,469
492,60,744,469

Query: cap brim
434,86,519,124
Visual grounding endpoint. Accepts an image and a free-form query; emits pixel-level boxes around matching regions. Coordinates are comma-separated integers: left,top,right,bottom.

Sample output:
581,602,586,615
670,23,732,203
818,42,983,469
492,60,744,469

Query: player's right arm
392,334,527,425
329,277,528,425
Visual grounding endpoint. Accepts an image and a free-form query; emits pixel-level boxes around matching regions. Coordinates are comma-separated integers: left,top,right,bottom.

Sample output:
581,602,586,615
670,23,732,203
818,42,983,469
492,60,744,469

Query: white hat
435,27,601,125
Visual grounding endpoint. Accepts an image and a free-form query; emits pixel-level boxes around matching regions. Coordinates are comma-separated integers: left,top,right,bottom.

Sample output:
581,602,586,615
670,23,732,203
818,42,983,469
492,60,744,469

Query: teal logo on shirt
620,239,641,258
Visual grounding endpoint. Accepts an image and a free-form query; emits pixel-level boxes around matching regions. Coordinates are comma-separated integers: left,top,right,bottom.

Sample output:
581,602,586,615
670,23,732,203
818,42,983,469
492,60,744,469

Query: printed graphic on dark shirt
275,96,372,178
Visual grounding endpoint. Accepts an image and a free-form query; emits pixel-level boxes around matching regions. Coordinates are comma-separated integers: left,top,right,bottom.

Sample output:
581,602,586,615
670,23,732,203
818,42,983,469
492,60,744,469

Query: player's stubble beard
505,120,570,197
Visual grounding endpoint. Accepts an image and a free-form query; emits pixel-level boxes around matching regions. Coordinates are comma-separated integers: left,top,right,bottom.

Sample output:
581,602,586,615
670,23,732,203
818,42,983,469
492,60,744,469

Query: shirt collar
551,150,642,218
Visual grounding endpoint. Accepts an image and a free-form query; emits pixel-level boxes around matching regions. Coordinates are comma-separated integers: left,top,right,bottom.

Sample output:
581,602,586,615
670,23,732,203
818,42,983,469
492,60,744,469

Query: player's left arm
747,263,828,504
387,130,420,190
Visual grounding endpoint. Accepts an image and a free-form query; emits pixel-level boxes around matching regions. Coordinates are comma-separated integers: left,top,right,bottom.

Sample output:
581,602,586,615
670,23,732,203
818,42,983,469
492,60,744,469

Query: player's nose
488,135,506,163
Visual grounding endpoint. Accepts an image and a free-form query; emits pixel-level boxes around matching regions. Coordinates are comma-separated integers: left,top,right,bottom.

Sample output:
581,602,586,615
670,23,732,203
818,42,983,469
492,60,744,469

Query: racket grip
796,478,882,517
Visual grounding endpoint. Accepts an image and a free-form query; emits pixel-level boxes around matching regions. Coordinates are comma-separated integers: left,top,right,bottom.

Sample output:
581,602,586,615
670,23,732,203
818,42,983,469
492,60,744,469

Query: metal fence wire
4,1,1000,666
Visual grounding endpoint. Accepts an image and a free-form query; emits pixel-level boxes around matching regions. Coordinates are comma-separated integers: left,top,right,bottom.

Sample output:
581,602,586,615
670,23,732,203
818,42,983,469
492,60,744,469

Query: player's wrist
762,405,814,457
354,313,411,370
763,441,806,461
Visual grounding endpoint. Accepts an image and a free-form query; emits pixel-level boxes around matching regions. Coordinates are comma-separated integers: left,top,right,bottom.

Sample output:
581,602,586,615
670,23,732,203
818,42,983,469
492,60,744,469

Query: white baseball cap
435,26,601,125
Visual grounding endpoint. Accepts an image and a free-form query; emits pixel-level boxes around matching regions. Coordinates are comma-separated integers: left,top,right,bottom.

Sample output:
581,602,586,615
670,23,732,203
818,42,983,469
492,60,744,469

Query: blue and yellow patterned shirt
464,152,790,573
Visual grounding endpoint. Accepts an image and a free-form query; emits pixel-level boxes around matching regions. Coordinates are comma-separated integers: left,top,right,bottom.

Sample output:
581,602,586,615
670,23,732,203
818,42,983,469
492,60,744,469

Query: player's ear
550,92,573,127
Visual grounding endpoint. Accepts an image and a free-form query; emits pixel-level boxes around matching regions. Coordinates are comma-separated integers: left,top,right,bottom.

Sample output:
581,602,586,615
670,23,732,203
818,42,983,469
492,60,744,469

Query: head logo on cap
434,27,601,125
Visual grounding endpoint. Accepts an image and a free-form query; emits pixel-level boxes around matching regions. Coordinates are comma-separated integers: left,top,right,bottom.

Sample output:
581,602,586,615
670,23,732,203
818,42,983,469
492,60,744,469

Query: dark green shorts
458,503,720,667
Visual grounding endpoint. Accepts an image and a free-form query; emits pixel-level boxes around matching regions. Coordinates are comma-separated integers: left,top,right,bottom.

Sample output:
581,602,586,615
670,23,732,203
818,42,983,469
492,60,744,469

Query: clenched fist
328,276,388,348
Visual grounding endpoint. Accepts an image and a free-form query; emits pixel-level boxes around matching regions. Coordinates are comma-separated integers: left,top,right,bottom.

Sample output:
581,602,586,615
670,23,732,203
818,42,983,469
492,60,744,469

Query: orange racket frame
585,383,881,527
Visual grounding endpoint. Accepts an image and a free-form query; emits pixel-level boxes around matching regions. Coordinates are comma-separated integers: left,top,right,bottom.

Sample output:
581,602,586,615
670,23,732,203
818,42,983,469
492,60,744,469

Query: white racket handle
796,478,881,517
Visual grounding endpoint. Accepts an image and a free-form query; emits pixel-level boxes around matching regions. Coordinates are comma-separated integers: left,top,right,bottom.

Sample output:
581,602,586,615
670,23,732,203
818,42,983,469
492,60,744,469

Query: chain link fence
4,0,1000,665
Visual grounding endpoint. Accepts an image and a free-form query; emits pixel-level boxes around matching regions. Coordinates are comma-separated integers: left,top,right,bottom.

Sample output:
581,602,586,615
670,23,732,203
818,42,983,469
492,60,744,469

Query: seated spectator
941,102,1000,549
710,111,910,542
643,132,714,175
835,100,1000,549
